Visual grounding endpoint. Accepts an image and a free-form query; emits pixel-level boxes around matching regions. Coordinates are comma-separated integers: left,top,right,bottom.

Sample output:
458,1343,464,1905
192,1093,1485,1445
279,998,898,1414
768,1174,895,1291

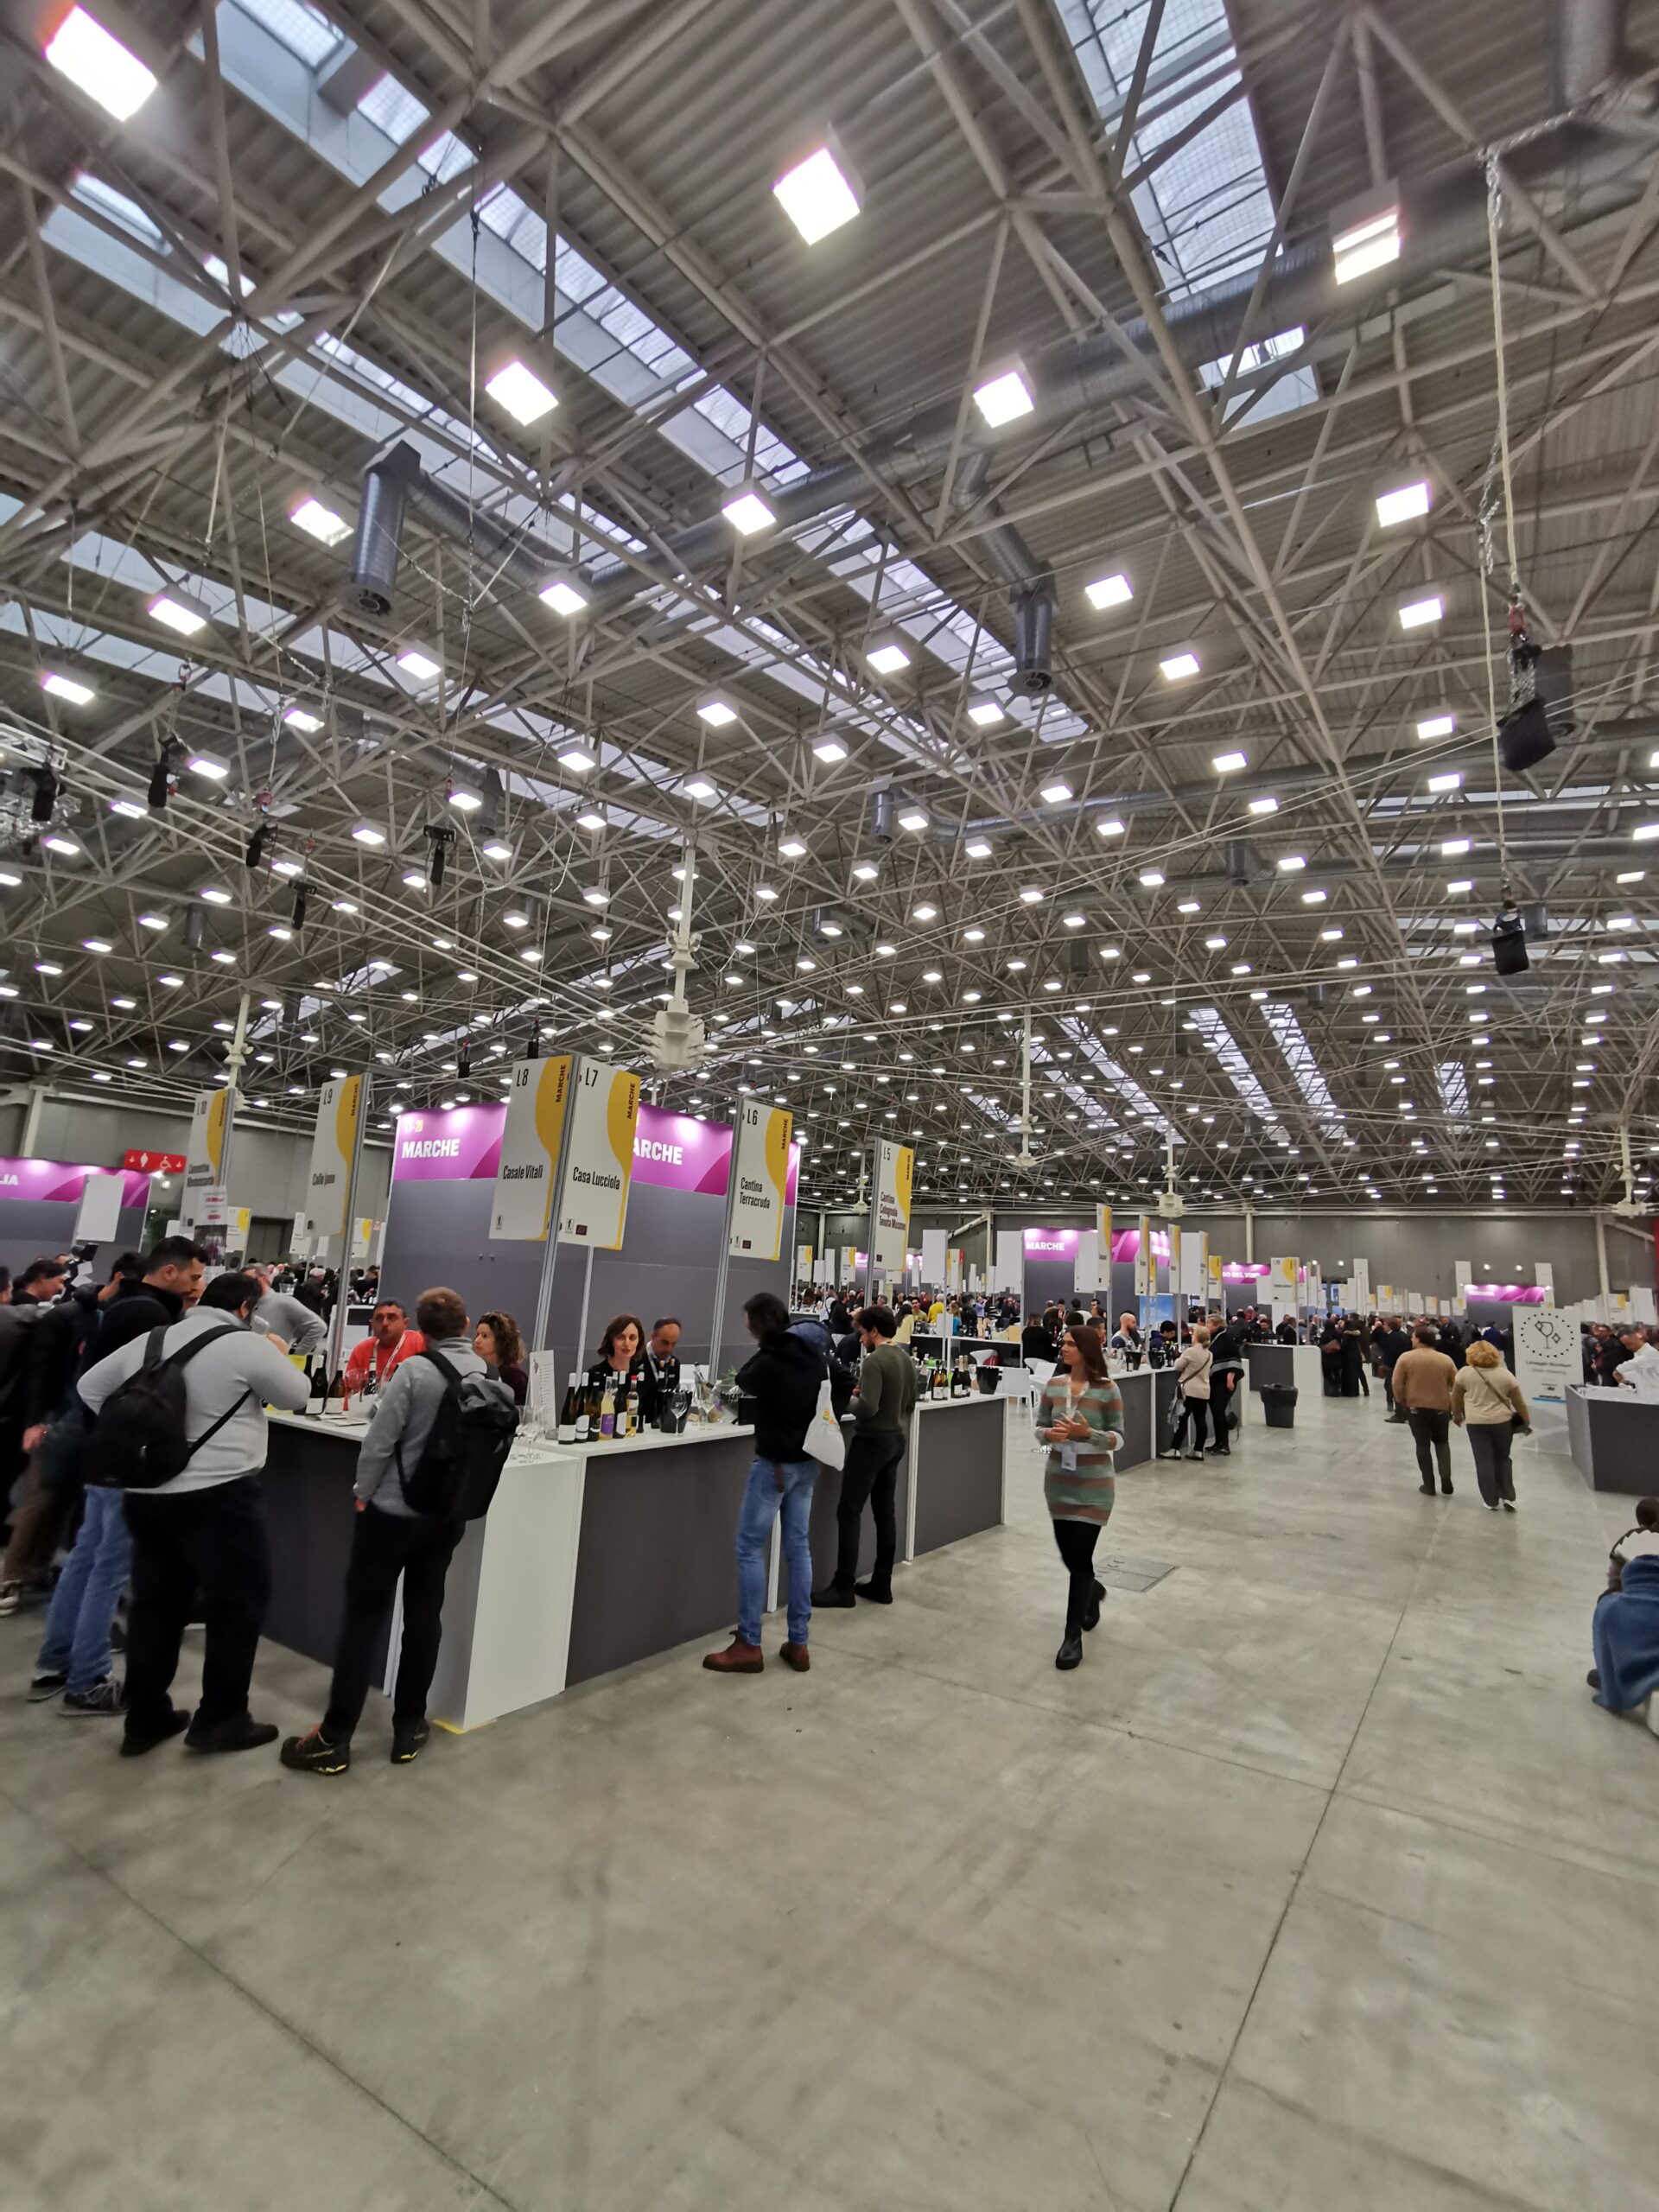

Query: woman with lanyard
1033,1324,1125,1672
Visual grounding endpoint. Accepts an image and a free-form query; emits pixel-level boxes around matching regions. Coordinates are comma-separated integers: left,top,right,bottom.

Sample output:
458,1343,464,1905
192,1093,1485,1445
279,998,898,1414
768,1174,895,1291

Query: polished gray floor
5,1391,1658,2210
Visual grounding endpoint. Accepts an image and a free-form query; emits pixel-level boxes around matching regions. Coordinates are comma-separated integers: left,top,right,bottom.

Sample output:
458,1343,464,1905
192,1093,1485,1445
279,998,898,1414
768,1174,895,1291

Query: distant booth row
260,1083,1018,1732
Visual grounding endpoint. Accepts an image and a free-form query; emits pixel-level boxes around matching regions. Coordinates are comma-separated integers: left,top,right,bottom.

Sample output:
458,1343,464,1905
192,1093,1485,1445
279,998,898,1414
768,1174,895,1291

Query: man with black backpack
282,1287,517,1777
76,1268,311,1756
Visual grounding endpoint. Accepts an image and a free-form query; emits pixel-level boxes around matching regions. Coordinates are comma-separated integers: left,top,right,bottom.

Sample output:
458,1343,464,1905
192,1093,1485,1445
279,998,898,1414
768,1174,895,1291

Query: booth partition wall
379,1099,796,1376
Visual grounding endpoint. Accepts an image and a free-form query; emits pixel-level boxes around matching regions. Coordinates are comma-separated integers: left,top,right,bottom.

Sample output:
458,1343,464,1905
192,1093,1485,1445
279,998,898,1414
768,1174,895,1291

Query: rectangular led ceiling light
1427,772,1461,792
867,641,911,676
697,696,738,726
1212,750,1247,773
289,495,352,545
1417,711,1455,740
45,7,156,121
1249,795,1280,816
558,745,595,773
283,707,323,733
484,359,557,424
966,696,1004,726
1398,592,1444,629
973,366,1034,427
721,486,775,535
1084,572,1132,610
185,749,229,780
1376,480,1431,528
1160,650,1200,681
812,737,849,761
149,589,212,636
1040,781,1071,805
539,576,588,617
772,143,861,244
41,672,94,704
397,647,441,683
1096,817,1125,837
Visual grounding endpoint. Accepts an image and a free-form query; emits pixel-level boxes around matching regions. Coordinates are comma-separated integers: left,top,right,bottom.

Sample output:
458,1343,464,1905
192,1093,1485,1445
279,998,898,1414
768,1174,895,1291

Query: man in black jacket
705,1292,827,1676
1376,1316,1412,1421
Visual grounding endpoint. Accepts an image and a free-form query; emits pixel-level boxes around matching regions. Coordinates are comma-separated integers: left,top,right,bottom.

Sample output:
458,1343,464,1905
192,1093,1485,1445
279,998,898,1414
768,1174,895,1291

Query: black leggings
1052,1518,1103,1634
1173,1396,1209,1452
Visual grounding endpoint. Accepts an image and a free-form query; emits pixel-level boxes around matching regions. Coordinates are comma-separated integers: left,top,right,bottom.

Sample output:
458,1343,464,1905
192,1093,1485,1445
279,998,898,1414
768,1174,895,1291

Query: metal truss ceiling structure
2,0,1659,1220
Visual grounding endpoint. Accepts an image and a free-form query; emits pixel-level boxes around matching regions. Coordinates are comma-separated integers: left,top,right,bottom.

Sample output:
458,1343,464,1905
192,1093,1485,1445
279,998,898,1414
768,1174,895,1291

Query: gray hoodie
353,1335,487,1518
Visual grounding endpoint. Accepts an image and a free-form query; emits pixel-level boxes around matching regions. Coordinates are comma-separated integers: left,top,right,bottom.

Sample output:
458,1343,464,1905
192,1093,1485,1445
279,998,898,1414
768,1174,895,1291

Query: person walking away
283,1288,516,1774
344,1300,424,1397
248,1262,328,1359
1034,1325,1123,1670
704,1293,826,1675
1376,1315,1411,1421
1452,1339,1530,1510
1206,1320,1244,1457
76,1268,310,1755
812,1305,918,1610
1391,1323,1458,1496
1162,1325,1214,1459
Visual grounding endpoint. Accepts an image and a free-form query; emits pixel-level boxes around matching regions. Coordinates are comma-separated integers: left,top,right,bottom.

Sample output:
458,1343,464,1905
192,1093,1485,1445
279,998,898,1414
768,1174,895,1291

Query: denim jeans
36,1486,130,1694
736,1457,817,1647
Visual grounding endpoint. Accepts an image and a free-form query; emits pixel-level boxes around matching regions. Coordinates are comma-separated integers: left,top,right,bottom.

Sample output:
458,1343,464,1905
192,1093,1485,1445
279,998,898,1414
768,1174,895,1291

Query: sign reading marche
304,1074,365,1238
556,1061,640,1249
490,1056,574,1241
869,1138,913,1271
727,1100,792,1260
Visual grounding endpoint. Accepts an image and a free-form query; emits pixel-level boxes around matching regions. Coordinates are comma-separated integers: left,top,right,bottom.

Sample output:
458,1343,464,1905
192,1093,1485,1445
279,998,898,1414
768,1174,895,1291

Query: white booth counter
261,1388,1014,1733
1244,1342,1327,1401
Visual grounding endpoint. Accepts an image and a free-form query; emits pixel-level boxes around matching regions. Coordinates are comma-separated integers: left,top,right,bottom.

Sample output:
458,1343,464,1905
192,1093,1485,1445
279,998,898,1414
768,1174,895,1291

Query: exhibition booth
0,1156,153,1280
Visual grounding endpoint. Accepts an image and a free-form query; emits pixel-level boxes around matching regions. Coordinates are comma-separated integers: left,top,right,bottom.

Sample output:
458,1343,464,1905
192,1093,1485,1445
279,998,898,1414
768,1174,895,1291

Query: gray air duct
1011,582,1055,696
350,441,567,618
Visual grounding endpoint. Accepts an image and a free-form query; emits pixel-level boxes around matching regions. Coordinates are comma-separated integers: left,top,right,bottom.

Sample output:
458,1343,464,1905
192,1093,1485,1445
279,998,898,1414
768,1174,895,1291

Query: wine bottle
325,1367,346,1417
625,1382,640,1439
599,1379,616,1440
558,1373,579,1446
575,1380,594,1443
308,1357,326,1404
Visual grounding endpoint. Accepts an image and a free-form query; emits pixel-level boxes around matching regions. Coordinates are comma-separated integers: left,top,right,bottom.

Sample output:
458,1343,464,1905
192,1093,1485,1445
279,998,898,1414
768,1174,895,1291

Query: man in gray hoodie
282,1287,504,1774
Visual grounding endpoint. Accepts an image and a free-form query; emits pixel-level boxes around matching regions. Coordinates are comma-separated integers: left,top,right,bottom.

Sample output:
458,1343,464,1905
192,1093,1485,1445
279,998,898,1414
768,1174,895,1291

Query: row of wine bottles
912,1350,977,1400
556,1370,641,1445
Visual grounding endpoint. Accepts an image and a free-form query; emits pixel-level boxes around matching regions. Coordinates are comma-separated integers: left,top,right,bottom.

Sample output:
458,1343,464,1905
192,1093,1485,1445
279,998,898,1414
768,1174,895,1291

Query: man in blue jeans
704,1291,827,1675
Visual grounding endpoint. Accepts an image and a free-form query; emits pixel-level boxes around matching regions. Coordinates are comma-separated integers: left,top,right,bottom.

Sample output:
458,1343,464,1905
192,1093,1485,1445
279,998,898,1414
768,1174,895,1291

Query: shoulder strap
421,1347,461,1391
164,1322,245,1371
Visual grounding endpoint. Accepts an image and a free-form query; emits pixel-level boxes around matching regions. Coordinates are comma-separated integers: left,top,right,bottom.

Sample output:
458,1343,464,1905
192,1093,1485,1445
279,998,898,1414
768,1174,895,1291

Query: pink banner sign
392,1098,799,1201
1023,1227,1079,1257
0,1158,149,1209
1222,1262,1271,1281
1466,1283,1546,1304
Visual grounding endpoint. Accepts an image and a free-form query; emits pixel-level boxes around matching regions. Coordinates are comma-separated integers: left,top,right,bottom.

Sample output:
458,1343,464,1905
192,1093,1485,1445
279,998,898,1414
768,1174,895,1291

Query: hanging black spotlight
1491,902,1530,977
457,1037,473,1080
147,743,174,810
291,884,308,931
526,1019,542,1060
423,822,456,892
245,819,270,870
30,767,58,823
184,908,205,952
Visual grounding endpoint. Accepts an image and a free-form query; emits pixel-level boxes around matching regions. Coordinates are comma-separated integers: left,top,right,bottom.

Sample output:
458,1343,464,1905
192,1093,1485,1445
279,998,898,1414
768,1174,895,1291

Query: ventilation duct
868,786,895,842
1011,582,1055,696
350,441,567,619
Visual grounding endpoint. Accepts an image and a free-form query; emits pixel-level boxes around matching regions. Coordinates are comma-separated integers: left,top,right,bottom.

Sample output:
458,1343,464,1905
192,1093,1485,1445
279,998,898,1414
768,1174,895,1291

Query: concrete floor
4,1390,1658,2211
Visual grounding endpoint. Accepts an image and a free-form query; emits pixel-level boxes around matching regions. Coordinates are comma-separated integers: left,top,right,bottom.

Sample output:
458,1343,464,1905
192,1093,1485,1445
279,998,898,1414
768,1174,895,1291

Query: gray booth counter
907,1392,1008,1555
1244,1342,1326,1399
1109,1366,1180,1470
1567,1384,1659,1496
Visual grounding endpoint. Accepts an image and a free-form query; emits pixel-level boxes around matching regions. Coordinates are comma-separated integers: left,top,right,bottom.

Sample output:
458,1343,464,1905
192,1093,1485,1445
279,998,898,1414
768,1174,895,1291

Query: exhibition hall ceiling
1,0,1658,1212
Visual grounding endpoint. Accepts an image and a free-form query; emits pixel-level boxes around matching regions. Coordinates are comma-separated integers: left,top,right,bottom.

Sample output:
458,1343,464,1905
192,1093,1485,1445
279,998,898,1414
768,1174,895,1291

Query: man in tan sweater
1391,1323,1459,1496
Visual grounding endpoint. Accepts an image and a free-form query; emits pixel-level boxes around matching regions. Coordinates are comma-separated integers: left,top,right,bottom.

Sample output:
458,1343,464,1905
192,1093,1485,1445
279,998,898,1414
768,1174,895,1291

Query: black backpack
395,1350,518,1520
84,1325,251,1491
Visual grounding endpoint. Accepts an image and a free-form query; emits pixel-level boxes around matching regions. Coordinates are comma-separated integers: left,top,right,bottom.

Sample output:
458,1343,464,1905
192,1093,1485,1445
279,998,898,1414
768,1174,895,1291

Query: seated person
1589,1522,1659,1712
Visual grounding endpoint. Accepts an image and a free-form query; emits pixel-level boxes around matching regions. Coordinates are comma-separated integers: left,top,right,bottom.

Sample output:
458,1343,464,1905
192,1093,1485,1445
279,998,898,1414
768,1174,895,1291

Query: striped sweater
1033,1374,1124,1526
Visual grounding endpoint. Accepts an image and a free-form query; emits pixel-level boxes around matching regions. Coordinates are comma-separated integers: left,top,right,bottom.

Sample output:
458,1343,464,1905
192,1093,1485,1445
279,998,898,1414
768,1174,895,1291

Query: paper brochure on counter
490,1056,574,1240
556,1061,640,1249
304,1074,365,1238
728,1100,792,1261
869,1138,913,1272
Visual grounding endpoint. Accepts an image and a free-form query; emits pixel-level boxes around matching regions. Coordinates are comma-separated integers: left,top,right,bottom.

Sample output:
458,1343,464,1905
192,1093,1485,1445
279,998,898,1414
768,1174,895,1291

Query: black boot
853,1579,893,1604
1082,1579,1105,1632
186,1713,279,1755
1055,1633,1083,1671
810,1582,855,1608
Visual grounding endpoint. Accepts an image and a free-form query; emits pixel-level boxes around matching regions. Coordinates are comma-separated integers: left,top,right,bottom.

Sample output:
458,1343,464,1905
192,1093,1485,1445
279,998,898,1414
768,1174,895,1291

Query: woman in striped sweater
1034,1323,1126,1671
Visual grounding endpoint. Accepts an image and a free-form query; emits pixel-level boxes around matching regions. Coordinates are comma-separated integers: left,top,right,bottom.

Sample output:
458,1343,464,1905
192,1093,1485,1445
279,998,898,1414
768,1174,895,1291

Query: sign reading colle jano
304,1074,365,1238
869,1138,913,1271
728,1100,792,1261
490,1056,573,1241
557,1062,640,1249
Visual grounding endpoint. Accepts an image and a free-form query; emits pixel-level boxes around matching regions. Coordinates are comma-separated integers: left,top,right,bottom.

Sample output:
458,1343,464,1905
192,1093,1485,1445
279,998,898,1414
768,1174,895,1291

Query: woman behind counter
1033,1324,1124,1674
474,1310,528,1408
586,1313,645,1391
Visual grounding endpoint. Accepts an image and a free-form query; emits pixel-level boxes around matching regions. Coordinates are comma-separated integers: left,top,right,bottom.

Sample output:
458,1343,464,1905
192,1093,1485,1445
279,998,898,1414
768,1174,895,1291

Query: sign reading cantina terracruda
556,1060,641,1250
304,1074,366,1239
727,1099,792,1261
870,1138,914,1272
489,1055,574,1241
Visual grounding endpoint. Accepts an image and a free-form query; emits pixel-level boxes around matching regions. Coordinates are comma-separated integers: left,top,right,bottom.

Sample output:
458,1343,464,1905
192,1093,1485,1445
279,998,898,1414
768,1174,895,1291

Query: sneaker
61,1677,125,1717
1501,1499,1517,1512
0,1580,22,1618
120,1709,190,1758
702,1637,764,1674
281,1726,352,1777
184,1714,279,1755
390,1721,429,1764
779,1643,810,1673
28,1669,67,1703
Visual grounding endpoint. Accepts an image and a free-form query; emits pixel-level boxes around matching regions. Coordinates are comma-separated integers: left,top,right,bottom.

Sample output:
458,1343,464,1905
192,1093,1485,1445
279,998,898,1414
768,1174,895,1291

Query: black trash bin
1262,1382,1297,1429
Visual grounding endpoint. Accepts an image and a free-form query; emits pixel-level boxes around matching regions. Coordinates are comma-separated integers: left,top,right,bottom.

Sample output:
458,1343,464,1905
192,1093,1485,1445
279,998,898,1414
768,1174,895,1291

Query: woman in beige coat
1452,1338,1530,1510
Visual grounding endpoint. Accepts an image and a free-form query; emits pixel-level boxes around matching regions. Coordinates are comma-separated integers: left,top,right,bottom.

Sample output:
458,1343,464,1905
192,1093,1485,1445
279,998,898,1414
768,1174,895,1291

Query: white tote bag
803,1377,846,1471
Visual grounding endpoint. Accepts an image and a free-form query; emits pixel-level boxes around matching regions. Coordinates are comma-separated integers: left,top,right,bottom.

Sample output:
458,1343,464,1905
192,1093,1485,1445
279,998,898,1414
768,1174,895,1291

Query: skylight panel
1261,1000,1345,1138
1187,1007,1275,1119
356,73,429,143
73,172,162,245
418,130,475,187
1436,1062,1471,1117
230,0,342,68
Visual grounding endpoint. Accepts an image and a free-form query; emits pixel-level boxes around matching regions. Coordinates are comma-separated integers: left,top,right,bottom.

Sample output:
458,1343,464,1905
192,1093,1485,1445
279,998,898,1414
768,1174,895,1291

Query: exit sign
123,1149,186,1174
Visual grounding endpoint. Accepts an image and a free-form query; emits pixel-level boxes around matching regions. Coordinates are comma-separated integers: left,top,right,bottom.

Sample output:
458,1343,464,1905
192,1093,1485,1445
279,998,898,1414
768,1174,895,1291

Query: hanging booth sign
303,1074,365,1238
1134,1213,1154,1298
556,1062,640,1250
490,1055,574,1241
728,1101,794,1261
182,1087,233,1221
869,1138,913,1272
1095,1204,1113,1274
